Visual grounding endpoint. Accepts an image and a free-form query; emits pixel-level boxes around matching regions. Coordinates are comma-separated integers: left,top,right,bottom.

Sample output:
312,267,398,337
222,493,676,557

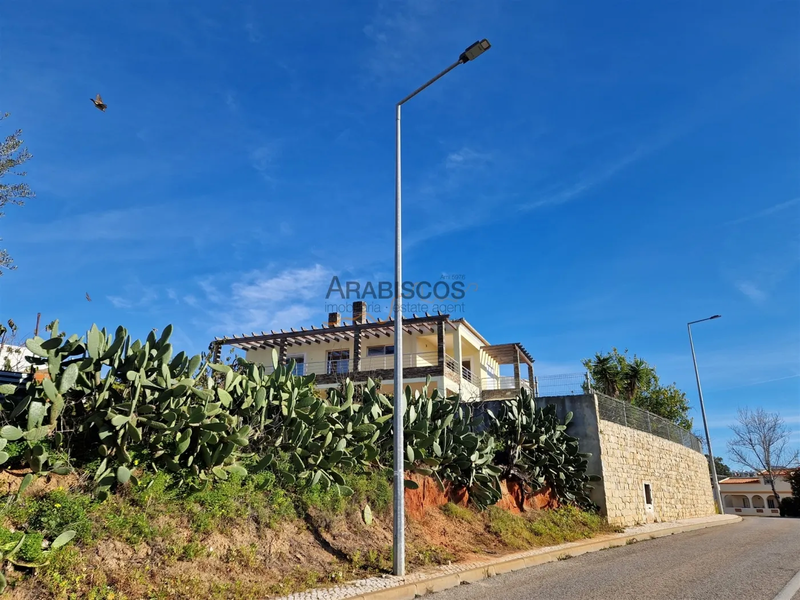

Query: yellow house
211,301,534,401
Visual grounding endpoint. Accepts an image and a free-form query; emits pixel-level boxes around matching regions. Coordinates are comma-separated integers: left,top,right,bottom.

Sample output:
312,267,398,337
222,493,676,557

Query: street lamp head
460,39,491,63
710,315,721,320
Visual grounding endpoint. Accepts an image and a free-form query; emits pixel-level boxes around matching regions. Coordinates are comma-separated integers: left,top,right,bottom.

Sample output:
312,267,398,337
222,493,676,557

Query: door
327,350,350,374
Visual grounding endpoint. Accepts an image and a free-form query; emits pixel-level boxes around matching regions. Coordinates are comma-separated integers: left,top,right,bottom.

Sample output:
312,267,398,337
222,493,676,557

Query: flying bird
86,293,92,302
91,94,107,112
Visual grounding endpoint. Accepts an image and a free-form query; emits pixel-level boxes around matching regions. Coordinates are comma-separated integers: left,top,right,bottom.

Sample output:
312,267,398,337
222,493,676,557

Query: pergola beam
217,314,451,351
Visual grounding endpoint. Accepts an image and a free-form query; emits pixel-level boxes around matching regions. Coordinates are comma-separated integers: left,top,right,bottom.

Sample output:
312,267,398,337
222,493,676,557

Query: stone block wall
598,419,716,527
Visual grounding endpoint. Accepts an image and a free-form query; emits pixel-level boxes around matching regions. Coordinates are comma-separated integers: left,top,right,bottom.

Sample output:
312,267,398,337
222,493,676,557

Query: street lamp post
393,39,491,577
687,314,723,514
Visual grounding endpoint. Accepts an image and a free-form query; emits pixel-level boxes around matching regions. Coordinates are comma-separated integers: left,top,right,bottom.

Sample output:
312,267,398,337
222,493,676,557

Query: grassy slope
0,472,617,600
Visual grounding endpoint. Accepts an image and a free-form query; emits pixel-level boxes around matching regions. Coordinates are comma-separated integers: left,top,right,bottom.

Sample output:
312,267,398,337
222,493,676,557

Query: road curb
345,516,742,600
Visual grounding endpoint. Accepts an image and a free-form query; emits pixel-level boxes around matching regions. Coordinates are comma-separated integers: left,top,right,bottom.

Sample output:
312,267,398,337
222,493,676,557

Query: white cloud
224,91,238,113
250,143,280,181
107,283,158,310
201,264,333,335
361,0,449,82
243,5,262,44
445,147,492,170
232,265,329,304
279,221,293,236
735,280,768,303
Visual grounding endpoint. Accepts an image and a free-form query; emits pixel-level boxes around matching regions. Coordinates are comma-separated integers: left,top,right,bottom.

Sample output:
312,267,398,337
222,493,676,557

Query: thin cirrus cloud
735,281,768,304
107,281,159,310
196,264,334,335
724,197,800,227
445,147,492,170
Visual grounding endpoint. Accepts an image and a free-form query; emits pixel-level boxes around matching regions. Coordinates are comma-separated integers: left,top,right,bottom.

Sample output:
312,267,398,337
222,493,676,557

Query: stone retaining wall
598,419,716,527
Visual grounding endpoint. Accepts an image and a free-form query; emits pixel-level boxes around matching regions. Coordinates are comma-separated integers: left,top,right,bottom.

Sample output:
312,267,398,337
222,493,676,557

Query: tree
706,455,732,477
727,407,800,504
582,348,692,429
1,112,34,275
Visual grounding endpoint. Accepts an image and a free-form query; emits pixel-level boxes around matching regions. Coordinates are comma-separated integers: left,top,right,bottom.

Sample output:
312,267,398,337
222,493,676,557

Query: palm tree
590,353,621,398
621,357,651,402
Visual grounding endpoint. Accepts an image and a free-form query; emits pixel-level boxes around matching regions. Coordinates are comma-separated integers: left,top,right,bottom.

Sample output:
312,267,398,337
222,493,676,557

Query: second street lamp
687,314,723,514
392,39,491,577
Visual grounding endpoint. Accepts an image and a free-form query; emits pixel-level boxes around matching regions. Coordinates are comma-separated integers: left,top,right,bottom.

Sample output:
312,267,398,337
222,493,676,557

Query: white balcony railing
482,376,532,391
266,351,441,377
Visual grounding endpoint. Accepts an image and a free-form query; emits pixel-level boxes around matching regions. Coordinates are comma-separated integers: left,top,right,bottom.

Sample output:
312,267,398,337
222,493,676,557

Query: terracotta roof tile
720,478,759,484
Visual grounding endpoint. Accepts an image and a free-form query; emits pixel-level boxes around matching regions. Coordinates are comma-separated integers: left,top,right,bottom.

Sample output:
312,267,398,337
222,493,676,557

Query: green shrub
18,531,45,563
0,321,594,518
0,526,23,547
345,470,392,514
27,489,93,540
93,500,165,544
485,505,611,550
485,507,535,549
440,503,476,523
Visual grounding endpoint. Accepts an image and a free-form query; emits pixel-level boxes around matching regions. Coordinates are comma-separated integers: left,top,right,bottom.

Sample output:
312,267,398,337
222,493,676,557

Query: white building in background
719,470,794,517
0,343,34,372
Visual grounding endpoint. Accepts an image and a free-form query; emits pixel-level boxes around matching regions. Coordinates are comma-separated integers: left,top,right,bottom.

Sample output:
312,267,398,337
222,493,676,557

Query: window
367,345,394,356
287,355,305,376
767,497,776,509
365,346,393,368
327,350,350,374
643,483,653,506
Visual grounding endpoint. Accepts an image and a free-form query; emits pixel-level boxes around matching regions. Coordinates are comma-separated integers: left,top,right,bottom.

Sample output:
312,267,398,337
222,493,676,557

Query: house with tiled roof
719,470,794,516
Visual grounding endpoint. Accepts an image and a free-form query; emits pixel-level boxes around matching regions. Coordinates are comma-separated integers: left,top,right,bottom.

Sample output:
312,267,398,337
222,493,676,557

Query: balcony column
453,325,462,391
437,320,446,372
353,328,362,372
527,363,534,394
209,341,222,364
279,339,287,367
352,301,364,372
513,346,521,392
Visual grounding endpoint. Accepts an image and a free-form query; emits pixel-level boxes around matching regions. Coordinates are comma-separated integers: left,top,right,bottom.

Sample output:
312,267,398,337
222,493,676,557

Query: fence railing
443,355,481,386
265,351,442,377
531,372,590,397
595,392,703,453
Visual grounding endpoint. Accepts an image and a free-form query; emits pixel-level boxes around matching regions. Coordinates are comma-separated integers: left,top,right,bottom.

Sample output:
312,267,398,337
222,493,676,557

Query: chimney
353,301,366,325
328,312,341,327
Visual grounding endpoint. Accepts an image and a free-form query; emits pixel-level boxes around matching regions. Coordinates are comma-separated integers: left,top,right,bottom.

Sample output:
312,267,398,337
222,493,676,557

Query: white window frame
643,482,654,512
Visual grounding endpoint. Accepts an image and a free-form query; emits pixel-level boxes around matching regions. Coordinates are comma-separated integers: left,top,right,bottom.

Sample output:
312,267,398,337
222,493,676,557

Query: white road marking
772,568,800,600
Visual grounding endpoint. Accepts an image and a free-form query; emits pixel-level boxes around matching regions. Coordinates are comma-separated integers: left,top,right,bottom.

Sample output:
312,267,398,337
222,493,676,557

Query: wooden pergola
210,304,536,397
481,342,535,400
210,312,451,382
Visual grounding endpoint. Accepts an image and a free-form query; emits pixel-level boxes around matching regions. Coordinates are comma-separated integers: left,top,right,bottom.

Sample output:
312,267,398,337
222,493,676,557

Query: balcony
267,351,445,387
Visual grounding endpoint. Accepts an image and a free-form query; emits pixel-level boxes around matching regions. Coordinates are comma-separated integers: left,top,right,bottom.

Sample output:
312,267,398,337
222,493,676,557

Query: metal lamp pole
687,314,723,514
393,39,491,577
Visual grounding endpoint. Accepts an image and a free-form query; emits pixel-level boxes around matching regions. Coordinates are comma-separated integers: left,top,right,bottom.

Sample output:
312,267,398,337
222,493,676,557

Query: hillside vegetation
0,323,611,598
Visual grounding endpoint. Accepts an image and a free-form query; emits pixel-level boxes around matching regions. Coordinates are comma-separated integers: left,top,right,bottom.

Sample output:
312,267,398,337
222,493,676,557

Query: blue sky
1,0,798,465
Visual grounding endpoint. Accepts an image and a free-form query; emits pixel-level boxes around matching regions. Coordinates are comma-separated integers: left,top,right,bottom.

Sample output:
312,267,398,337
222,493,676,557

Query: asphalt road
432,518,800,600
